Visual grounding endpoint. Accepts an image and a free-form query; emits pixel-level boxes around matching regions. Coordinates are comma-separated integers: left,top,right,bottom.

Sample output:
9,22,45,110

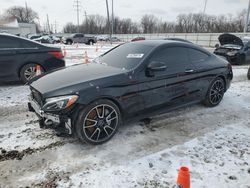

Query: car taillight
48,51,64,58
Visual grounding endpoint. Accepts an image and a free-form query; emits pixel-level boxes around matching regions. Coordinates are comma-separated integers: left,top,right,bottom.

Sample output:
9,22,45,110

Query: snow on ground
0,44,250,188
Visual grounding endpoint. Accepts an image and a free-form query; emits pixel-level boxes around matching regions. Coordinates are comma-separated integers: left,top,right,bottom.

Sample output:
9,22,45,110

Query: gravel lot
0,43,249,188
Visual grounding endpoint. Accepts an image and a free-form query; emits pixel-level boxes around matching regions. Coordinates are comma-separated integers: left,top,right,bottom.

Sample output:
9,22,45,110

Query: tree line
0,5,247,34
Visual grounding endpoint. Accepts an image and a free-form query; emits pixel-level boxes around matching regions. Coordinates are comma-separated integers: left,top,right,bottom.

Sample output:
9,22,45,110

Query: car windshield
94,43,152,70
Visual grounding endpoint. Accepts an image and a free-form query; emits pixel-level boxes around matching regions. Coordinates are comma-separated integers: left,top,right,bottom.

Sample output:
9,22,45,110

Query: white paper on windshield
127,54,144,58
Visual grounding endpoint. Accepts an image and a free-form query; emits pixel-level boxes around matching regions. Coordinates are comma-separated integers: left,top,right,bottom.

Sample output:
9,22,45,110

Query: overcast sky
0,0,248,31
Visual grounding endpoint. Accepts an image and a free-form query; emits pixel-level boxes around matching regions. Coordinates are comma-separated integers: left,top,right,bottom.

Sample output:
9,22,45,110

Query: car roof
131,40,210,54
132,39,195,48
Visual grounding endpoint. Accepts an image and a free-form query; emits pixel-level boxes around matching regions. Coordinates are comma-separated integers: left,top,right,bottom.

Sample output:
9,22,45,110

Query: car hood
31,63,127,95
218,33,243,46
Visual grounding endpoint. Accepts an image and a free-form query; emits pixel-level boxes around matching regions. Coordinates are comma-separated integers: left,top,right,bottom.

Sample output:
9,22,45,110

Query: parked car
248,66,250,80
131,37,146,42
28,40,233,145
0,33,65,83
96,35,109,41
214,33,250,65
64,33,97,45
33,35,53,44
106,36,121,42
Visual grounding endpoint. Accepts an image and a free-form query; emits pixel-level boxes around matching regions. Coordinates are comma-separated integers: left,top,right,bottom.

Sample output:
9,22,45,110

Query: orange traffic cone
84,51,89,64
36,65,42,76
177,166,190,188
95,43,99,52
63,46,67,57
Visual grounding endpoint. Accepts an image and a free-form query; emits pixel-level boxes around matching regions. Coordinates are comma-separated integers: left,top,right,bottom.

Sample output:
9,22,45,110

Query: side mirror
146,61,167,77
215,44,220,49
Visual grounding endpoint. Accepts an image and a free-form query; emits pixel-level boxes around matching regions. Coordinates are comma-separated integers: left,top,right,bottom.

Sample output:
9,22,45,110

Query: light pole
203,0,208,15
111,0,114,37
244,0,250,33
105,0,111,41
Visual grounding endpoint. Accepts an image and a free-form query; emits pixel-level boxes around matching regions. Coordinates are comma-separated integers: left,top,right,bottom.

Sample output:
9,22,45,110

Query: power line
73,0,81,33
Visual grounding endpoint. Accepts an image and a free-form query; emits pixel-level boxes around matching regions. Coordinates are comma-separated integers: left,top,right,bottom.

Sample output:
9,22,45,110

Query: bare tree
141,14,158,33
63,23,78,33
4,6,38,23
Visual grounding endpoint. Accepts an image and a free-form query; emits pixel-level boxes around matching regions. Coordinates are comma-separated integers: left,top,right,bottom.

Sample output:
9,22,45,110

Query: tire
247,67,250,80
75,99,121,145
66,40,73,45
203,77,225,107
88,40,94,45
20,63,44,83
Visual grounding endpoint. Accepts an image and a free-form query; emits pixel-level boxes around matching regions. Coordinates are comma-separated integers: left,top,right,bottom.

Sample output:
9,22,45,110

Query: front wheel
203,77,225,107
75,99,121,145
20,63,44,83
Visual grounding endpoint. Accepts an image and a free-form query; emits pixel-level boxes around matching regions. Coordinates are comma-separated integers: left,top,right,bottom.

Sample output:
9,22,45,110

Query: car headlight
42,95,78,111
227,50,238,56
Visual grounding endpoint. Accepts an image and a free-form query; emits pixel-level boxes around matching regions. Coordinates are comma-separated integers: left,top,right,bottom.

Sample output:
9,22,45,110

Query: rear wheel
66,40,73,45
75,99,121,145
20,63,44,83
203,77,225,107
247,67,250,80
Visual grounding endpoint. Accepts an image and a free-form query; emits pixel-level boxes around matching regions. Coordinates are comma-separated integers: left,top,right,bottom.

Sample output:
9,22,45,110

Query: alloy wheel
209,79,224,105
24,66,37,81
83,104,118,143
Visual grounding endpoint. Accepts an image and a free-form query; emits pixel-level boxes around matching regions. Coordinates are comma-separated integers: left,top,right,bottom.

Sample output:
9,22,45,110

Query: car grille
31,88,43,106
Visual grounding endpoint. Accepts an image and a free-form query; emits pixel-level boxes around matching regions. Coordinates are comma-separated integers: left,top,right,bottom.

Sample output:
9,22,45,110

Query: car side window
149,47,189,74
0,37,21,48
188,49,209,63
74,34,83,38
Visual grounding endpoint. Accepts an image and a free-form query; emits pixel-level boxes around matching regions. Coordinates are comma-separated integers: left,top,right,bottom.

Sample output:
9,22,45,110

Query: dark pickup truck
64,33,97,45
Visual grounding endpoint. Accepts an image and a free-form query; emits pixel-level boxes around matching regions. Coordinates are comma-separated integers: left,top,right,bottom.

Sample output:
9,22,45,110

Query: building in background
0,18,36,37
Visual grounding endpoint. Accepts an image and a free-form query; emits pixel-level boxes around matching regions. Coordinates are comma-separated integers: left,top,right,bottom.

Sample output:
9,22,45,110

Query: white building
0,18,36,37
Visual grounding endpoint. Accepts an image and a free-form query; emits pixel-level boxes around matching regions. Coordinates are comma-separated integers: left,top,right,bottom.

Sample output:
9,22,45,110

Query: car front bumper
28,97,73,134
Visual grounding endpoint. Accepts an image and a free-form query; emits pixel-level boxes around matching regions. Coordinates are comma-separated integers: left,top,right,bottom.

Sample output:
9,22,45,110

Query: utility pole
203,0,208,15
105,0,111,41
54,21,57,34
74,0,81,33
111,0,114,36
25,1,29,22
244,0,250,33
46,14,51,34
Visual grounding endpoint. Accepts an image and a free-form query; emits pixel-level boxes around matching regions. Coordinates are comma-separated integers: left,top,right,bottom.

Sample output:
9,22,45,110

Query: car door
138,46,200,112
0,36,24,81
73,34,81,43
187,48,215,98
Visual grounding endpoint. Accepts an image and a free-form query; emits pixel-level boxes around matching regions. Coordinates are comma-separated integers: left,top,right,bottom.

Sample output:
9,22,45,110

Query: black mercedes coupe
28,40,233,144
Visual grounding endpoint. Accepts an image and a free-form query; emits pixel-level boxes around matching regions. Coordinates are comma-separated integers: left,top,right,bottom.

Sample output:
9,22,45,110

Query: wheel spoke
105,125,115,131
104,127,110,136
95,107,101,118
107,116,117,123
96,129,101,141
90,128,99,139
106,110,114,120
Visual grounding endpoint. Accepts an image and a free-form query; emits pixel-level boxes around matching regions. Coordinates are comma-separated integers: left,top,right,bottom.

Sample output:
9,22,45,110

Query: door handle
185,69,194,73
